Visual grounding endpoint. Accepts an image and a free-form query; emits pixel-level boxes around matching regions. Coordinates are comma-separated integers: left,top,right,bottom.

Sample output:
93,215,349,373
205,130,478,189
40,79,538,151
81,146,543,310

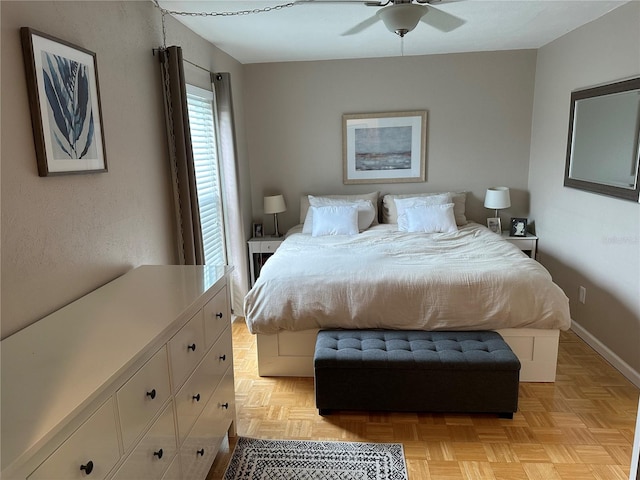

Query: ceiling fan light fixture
377,4,427,37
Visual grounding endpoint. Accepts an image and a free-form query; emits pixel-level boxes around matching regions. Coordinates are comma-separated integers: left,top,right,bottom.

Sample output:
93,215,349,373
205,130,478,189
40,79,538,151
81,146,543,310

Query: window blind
186,85,227,267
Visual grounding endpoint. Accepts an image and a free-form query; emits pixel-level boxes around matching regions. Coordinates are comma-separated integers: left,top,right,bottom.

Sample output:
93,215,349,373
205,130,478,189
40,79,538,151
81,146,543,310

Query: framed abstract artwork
21,28,107,176
343,111,427,184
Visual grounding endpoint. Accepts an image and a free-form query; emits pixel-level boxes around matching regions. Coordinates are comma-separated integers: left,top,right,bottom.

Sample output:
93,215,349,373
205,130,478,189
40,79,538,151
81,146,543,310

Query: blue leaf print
43,58,70,147
79,115,94,159
42,51,95,160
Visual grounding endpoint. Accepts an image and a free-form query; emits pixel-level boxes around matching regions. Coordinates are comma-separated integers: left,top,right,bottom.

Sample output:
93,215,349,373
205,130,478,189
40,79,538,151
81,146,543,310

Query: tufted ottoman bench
314,330,520,418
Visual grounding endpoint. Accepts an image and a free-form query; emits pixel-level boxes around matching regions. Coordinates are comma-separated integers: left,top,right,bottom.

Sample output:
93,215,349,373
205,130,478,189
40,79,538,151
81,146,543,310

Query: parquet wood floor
208,319,639,479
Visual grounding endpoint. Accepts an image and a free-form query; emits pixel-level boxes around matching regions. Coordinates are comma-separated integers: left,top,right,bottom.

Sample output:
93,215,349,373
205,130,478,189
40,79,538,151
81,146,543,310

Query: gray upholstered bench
314,330,520,418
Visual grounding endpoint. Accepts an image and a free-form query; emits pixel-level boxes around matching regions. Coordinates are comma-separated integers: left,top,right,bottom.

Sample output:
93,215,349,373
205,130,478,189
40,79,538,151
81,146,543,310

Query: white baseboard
571,321,640,389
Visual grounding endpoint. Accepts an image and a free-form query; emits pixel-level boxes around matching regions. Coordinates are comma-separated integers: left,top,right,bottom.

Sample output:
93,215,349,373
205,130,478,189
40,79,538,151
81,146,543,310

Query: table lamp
264,194,286,237
484,187,510,232
484,187,511,217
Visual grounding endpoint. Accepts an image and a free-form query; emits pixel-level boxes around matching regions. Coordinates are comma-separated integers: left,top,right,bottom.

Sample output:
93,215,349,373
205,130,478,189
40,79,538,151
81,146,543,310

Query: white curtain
212,72,249,315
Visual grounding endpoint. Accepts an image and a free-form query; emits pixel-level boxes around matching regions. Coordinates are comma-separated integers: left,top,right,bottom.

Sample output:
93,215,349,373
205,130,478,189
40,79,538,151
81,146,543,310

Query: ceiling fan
343,0,465,37
296,0,464,38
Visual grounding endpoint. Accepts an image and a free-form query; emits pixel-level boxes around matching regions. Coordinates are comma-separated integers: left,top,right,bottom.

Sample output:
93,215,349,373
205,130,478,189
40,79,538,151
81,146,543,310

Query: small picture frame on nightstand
487,217,501,234
253,222,263,237
510,218,527,237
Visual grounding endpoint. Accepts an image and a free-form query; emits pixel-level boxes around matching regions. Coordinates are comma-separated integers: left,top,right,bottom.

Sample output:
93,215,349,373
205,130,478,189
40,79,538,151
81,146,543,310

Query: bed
244,192,572,382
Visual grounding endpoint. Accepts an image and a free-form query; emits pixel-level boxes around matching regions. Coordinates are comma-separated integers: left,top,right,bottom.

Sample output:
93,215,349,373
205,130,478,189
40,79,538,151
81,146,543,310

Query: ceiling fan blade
420,5,465,32
342,14,381,35
294,1,371,4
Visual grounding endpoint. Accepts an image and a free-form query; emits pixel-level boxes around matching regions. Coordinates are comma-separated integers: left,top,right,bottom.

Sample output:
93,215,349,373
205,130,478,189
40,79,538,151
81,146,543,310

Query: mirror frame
564,77,640,202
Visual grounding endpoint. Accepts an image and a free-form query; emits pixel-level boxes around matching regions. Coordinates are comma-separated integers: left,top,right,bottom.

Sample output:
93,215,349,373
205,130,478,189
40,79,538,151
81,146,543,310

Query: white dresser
1,265,236,480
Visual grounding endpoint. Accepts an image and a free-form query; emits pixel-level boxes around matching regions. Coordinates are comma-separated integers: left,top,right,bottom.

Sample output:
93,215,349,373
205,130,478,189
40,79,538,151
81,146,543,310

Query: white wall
243,50,537,231
0,1,250,338
528,2,640,380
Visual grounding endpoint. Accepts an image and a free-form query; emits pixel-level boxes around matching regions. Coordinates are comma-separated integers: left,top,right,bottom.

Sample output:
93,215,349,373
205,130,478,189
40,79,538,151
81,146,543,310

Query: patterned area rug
224,437,408,480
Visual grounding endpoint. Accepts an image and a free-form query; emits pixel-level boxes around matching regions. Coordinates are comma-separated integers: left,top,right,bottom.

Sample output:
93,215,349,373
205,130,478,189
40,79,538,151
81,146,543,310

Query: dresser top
1,265,230,473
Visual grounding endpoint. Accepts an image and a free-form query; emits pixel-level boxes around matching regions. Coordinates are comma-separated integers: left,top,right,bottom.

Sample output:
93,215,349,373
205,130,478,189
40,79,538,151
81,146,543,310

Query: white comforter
244,223,571,334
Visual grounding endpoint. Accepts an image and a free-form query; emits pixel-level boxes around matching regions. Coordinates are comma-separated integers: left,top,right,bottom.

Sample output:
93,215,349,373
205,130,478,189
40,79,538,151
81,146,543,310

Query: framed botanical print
21,28,107,176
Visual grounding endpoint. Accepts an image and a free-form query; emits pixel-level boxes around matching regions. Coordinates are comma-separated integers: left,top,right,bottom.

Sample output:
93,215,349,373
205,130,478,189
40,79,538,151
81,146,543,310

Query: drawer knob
193,393,201,402
197,448,205,457
80,460,94,475
216,312,223,319
219,354,226,361
187,343,196,352
221,402,229,409
153,448,164,459
146,389,156,400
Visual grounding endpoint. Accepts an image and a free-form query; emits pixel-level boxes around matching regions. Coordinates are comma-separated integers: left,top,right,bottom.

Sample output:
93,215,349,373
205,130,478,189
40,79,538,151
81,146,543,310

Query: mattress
244,222,571,335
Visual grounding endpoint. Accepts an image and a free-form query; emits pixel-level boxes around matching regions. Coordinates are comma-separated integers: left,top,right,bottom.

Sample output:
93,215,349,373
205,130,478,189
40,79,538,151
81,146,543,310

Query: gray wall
528,2,640,380
3,0,638,385
243,50,537,231
0,1,251,338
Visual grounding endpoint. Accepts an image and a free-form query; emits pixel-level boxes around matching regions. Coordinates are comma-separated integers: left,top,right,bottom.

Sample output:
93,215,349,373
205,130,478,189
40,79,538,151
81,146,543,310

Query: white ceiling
157,0,628,64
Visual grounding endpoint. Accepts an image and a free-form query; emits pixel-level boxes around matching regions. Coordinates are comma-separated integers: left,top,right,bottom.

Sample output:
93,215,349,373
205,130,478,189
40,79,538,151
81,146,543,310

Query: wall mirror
564,77,640,202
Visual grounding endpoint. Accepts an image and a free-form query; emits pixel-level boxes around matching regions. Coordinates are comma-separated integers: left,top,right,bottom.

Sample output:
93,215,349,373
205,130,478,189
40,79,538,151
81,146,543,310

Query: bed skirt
256,327,560,382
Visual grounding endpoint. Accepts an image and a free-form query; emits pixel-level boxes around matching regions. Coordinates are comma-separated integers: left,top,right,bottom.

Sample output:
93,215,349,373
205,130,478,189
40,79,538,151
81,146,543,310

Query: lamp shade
264,194,286,215
484,187,511,210
377,4,427,36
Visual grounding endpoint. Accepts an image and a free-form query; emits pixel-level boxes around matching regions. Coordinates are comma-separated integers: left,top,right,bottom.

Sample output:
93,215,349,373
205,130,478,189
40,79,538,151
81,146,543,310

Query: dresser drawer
174,354,215,443
168,310,205,392
207,326,233,379
179,371,235,480
28,398,120,480
174,327,231,442
161,455,182,480
179,438,217,480
111,402,177,480
193,370,236,444
117,346,171,451
203,286,229,349
261,240,280,252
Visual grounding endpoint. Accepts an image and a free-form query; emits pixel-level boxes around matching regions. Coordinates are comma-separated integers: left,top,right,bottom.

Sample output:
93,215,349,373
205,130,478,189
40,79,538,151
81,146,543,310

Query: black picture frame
510,218,528,237
253,222,263,238
21,27,108,176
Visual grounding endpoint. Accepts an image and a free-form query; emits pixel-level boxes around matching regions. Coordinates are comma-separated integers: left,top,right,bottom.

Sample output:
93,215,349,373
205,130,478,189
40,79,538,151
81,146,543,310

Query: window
186,84,226,266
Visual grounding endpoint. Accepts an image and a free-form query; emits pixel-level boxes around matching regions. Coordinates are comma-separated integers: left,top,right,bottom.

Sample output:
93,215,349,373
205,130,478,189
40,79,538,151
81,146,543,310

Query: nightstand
501,231,538,259
248,236,284,286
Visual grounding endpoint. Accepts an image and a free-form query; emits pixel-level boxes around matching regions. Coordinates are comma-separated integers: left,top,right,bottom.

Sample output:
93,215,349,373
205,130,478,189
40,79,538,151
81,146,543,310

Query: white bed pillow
382,192,467,225
310,205,359,236
401,203,458,233
299,192,379,225
302,196,376,233
394,194,451,231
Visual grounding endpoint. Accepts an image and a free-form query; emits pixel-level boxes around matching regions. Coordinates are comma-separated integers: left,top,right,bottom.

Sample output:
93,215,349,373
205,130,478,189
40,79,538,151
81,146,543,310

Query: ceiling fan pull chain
401,36,404,56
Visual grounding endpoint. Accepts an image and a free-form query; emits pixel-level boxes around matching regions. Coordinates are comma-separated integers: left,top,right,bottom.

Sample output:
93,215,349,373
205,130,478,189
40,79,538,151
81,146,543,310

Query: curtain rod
152,48,220,78
183,57,224,81
184,57,213,75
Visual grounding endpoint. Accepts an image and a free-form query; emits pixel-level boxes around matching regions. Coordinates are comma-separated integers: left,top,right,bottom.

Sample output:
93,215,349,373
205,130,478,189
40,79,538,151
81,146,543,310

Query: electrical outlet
579,286,587,304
